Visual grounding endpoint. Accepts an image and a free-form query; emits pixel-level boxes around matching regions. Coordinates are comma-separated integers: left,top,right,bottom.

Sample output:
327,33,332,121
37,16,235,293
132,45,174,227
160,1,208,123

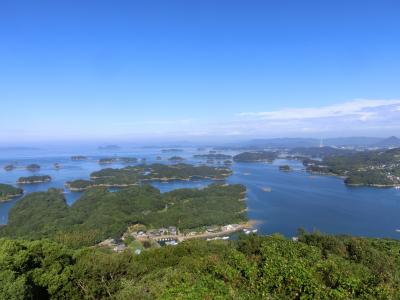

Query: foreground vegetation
1,232,399,299
0,184,246,247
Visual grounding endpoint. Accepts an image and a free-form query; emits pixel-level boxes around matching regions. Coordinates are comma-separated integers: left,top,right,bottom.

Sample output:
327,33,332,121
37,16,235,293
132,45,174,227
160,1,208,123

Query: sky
1,0,400,143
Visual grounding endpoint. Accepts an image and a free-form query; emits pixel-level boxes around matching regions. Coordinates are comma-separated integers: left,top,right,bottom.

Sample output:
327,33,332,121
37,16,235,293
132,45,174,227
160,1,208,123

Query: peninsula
0,183,23,202
302,147,400,187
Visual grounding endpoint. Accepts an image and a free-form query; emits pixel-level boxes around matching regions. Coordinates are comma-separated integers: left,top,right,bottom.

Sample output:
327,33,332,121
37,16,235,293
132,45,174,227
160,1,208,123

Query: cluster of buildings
131,226,178,240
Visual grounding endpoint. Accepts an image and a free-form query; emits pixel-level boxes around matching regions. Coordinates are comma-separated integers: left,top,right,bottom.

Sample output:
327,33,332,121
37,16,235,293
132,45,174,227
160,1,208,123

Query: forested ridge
1,232,399,299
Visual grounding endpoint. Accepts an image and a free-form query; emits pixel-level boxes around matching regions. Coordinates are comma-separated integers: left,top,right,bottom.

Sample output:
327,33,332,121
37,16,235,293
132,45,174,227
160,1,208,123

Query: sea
1,146,400,239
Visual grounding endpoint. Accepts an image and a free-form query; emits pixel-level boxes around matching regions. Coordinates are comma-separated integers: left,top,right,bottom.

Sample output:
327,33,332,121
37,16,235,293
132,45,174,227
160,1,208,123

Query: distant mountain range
226,136,400,149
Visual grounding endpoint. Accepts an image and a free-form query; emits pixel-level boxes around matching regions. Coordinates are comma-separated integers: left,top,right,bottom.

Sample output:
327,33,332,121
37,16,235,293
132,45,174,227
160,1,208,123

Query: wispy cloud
222,99,400,137
238,99,400,121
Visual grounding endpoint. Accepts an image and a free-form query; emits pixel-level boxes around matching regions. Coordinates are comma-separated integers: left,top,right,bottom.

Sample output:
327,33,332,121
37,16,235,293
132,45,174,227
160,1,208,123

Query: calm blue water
1,147,400,239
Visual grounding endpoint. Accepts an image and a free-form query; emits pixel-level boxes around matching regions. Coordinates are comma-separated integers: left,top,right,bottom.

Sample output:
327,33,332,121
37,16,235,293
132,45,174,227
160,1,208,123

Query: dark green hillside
1,232,399,299
0,184,246,247
303,147,400,186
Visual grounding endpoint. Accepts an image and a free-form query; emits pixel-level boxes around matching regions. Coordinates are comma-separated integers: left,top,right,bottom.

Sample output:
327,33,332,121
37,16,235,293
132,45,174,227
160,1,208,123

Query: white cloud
238,99,400,121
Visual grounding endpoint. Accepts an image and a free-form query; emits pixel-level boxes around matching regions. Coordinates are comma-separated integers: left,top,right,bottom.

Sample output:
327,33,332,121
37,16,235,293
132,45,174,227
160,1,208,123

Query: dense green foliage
233,151,278,162
303,148,400,186
0,184,23,201
17,175,52,184
67,163,232,190
1,232,399,299
0,184,246,247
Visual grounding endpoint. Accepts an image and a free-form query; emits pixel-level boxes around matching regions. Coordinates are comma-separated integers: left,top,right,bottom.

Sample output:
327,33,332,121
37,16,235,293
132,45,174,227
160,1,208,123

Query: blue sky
1,0,400,143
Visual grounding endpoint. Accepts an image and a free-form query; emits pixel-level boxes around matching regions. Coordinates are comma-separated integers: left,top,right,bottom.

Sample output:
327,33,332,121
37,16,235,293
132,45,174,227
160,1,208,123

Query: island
279,165,292,171
0,183,23,202
233,151,278,162
71,155,87,161
65,163,233,191
193,153,232,160
17,175,52,184
26,164,40,171
302,147,400,187
4,164,15,171
224,159,233,165
99,157,119,164
120,157,138,164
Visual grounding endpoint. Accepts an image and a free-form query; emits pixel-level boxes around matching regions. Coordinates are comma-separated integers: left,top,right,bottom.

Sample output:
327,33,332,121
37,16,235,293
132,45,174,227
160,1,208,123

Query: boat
251,229,258,233
261,187,272,192
395,186,400,190
395,229,400,233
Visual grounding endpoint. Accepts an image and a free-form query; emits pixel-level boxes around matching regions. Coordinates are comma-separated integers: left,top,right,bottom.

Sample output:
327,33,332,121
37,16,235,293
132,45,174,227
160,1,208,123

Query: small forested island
71,155,87,161
66,163,232,190
161,148,183,153
26,163,40,171
233,151,278,162
193,153,232,160
0,183,23,201
303,147,400,187
17,175,52,184
279,165,292,171
3,164,15,171
168,156,185,162
223,159,233,165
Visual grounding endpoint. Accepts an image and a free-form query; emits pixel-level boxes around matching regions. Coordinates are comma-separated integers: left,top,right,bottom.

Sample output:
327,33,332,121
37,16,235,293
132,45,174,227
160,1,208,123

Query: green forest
1,232,399,299
0,184,247,247
303,148,400,186
67,163,232,190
